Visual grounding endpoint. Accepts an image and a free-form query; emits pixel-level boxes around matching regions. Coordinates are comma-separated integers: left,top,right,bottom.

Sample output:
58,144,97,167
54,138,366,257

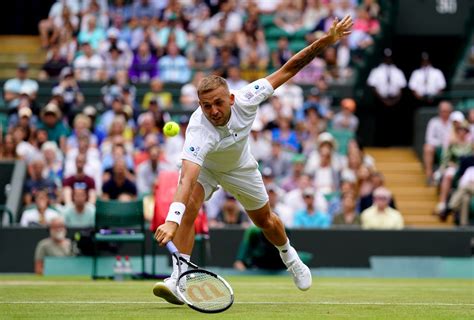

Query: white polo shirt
409,66,446,97
181,78,274,172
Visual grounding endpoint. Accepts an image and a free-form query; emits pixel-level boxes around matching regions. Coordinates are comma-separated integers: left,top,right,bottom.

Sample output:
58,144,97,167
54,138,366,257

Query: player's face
199,86,235,127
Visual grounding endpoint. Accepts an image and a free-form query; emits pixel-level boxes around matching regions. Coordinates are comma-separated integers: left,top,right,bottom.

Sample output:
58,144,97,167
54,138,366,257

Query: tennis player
154,15,353,304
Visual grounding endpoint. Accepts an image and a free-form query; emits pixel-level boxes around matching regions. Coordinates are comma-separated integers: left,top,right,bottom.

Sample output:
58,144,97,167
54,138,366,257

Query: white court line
0,301,473,307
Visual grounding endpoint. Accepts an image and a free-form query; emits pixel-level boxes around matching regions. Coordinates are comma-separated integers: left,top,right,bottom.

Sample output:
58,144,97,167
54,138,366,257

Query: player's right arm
154,159,201,246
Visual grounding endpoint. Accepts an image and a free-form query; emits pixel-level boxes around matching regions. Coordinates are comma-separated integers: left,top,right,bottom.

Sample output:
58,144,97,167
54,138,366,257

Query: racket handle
166,241,179,254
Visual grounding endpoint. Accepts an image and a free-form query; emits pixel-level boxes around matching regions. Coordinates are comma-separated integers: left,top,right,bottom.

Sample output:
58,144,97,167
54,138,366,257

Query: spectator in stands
8,106,38,136
240,37,269,82
0,134,16,159
469,109,474,137
141,78,173,110
361,187,404,229
63,187,96,228
281,154,306,192
67,114,98,151
274,0,304,34
39,45,69,80
302,0,329,30
226,66,249,91
274,78,304,117
348,7,378,52
155,14,188,51
99,27,132,62
128,42,157,83
97,97,135,137
24,155,58,205
293,45,326,85
213,45,239,78
293,187,331,228
131,0,160,19
103,45,131,81
305,132,344,177
158,42,191,83
186,33,215,70
38,1,80,49
271,37,293,69
332,192,361,227
435,120,473,215
312,141,341,195
20,190,59,227
367,48,407,146
409,52,446,105
109,0,132,23
78,15,106,50
423,101,453,184
73,42,105,81
100,116,134,158
80,0,109,31
102,159,137,200
63,153,96,205
267,183,294,228
332,98,359,133
359,171,396,212
41,141,63,188
37,103,69,151
52,68,85,120
3,63,39,110
210,194,250,228
180,71,205,111
248,120,271,163
34,216,75,275
261,140,292,182
284,174,328,217
448,166,474,226
136,144,161,195
12,125,38,162
210,0,243,33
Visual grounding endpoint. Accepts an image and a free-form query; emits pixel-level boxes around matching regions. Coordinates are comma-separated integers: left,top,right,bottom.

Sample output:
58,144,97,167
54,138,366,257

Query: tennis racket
166,241,234,313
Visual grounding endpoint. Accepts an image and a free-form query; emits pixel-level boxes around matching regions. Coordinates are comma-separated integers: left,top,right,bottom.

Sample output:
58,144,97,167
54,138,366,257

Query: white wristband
166,202,186,225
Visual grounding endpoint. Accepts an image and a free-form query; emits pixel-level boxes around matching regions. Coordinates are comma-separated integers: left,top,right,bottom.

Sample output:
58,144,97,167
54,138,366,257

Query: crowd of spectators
423,103,474,225
0,0,408,232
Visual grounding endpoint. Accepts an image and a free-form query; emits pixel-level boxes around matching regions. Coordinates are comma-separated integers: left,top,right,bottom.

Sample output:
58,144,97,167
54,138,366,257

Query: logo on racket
187,283,225,302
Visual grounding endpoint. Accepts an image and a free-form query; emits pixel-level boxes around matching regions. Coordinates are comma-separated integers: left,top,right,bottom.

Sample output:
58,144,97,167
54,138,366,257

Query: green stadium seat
259,14,275,27
92,199,145,279
327,128,355,155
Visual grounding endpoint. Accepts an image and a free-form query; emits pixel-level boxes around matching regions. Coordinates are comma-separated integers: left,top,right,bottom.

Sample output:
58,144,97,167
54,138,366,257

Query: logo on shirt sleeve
188,146,200,157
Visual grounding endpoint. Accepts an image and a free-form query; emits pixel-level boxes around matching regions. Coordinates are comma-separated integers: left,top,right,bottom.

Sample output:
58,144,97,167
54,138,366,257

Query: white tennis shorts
197,166,269,211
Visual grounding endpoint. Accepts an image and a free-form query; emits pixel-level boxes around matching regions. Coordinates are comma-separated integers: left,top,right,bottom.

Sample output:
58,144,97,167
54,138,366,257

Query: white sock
275,239,298,266
171,253,190,279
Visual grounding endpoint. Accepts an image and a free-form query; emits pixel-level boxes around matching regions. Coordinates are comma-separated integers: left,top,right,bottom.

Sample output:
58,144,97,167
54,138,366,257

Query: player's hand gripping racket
166,241,234,313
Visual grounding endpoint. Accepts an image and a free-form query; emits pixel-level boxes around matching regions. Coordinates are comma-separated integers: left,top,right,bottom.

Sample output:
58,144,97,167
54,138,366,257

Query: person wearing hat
332,98,359,133
3,63,39,108
37,102,70,151
367,48,407,146
360,187,404,230
293,187,331,228
98,27,132,62
408,52,446,104
435,119,473,216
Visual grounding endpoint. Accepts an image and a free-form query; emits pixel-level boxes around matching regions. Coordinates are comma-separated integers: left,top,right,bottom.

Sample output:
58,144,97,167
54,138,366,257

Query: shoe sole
153,283,185,305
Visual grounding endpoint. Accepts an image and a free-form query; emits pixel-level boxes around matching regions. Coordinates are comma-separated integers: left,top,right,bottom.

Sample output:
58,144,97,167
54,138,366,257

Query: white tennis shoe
153,277,184,305
286,258,312,291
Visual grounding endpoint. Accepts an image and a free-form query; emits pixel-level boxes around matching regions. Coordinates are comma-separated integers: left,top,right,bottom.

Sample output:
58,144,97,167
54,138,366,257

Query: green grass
0,275,473,319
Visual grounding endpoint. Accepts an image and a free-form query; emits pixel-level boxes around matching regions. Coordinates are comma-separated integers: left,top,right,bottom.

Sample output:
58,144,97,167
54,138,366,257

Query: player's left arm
154,159,202,245
266,15,353,90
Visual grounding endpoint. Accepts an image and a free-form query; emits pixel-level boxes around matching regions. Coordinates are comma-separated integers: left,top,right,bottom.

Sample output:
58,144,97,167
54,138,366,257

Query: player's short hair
197,75,229,97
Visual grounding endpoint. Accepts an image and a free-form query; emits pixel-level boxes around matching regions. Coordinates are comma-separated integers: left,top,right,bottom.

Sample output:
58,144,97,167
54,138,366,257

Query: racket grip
166,241,179,254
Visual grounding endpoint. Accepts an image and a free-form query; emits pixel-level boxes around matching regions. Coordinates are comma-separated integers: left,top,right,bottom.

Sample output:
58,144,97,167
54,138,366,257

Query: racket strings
178,271,232,311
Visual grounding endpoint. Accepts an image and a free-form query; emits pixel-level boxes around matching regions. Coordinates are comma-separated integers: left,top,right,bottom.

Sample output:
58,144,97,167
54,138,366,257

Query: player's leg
220,167,312,290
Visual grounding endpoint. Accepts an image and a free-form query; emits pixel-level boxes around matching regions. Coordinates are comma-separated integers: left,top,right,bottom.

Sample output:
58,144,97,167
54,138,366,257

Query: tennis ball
163,121,180,137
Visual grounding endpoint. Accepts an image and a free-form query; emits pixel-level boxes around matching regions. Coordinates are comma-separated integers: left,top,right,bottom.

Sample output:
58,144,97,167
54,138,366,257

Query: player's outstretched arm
154,160,202,245
266,15,353,90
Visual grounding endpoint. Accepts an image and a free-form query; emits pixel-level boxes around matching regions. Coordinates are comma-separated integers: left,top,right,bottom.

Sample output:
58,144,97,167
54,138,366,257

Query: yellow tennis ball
163,121,180,137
